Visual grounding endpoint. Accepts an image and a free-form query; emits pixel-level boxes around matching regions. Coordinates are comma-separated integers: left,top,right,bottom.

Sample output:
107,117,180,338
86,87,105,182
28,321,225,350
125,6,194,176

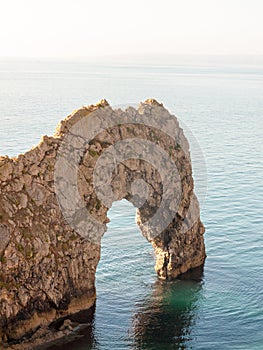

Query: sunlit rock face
0,99,205,347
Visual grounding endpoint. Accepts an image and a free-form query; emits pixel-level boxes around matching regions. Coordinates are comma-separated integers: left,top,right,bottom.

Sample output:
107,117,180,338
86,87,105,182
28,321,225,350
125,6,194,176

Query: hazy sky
0,0,262,58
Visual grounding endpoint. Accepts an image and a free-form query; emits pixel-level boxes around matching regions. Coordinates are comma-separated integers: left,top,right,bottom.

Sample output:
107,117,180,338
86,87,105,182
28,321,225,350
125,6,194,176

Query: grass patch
89,149,98,157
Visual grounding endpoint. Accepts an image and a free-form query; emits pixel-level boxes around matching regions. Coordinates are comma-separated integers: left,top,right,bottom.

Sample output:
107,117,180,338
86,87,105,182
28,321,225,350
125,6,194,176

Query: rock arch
0,100,205,346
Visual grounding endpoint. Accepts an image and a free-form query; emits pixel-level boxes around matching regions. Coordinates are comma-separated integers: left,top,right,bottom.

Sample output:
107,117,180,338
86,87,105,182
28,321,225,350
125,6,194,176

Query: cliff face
0,100,205,347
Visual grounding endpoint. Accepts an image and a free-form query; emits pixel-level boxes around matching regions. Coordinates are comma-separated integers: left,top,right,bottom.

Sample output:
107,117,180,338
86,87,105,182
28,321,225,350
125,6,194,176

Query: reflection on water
43,267,204,350
131,266,204,350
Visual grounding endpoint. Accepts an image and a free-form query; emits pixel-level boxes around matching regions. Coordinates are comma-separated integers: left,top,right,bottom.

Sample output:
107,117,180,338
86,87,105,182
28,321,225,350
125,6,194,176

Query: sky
0,0,262,58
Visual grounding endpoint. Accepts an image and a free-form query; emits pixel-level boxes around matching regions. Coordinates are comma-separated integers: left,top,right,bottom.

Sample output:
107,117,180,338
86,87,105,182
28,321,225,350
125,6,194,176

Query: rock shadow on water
35,305,97,350
130,266,204,350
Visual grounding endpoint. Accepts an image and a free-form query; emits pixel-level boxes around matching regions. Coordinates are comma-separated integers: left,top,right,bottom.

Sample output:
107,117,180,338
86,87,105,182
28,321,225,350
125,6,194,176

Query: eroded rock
0,100,205,348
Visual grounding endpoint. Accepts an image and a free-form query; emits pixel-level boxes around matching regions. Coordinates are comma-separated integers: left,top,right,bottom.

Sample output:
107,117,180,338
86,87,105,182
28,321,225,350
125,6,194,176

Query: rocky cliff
0,99,205,348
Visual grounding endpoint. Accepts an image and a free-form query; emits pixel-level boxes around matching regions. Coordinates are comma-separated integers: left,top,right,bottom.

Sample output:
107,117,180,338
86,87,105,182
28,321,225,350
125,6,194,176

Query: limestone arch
0,99,205,345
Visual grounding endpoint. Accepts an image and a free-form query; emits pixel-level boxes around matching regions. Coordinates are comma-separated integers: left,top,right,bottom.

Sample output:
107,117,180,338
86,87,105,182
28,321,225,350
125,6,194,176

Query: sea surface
0,56,263,350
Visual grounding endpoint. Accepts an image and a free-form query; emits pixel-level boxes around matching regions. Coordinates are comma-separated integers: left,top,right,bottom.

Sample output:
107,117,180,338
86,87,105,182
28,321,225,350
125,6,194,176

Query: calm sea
0,56,263,350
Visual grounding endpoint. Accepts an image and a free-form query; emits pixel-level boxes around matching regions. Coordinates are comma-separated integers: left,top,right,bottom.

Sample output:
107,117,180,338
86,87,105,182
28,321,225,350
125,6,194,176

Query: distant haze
0,0,263,58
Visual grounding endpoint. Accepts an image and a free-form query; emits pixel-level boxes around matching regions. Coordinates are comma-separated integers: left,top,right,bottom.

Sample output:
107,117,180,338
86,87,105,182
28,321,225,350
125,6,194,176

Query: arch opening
94,199,155,346
97,198,154,286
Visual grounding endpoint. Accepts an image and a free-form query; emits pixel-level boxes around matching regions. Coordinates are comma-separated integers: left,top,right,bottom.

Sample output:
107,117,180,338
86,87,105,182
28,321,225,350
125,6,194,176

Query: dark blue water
0,57,263,349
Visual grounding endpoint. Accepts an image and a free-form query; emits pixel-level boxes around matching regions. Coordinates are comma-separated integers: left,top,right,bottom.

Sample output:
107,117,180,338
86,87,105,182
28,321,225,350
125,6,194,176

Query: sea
0,55,263,350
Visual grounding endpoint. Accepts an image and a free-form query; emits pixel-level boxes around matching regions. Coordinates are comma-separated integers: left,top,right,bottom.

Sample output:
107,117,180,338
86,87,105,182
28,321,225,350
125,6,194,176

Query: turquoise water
0,57,263,349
